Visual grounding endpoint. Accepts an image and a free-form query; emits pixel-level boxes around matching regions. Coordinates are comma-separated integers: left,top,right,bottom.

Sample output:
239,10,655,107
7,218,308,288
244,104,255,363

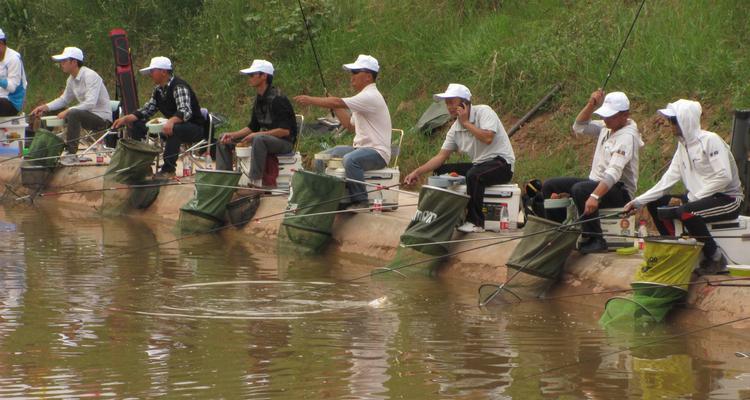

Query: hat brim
433,93,470,102
139,67,157,75
342,63,377,72
593,105,621,118
657,108,676,118
239,67,273,75
51,54,73,62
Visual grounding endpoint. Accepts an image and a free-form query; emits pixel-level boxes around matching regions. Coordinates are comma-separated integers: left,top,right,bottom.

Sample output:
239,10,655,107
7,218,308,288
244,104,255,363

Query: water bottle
373,184,384,213
500,204,510,231
95,142,104,164
637,220,647,251
182,157,192,177
205,152,213,169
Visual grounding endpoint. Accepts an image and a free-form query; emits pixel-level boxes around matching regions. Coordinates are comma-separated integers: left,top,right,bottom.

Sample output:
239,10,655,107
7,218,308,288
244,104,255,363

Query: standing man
112,56,206,178
542,90,643,253
0,28,27,117
294,54,392,209
216,59,297,187
624,99,743,274
404,84,515,233
31,47,111,165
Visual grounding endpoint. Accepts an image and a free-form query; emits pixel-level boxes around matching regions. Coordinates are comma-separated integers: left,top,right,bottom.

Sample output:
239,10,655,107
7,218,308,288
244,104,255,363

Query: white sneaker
60,153,78,166
457,222,485,233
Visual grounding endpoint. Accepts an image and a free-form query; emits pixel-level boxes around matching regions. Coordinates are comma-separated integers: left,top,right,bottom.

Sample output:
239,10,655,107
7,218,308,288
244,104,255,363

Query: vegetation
2,0,748,192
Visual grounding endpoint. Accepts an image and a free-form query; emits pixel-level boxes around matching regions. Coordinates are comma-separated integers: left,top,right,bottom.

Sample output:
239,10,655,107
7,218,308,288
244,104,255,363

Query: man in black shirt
112,56,205,178
216,59,297,187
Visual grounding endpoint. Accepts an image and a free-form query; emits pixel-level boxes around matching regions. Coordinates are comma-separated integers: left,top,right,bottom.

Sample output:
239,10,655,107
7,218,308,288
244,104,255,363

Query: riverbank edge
2,160,748,332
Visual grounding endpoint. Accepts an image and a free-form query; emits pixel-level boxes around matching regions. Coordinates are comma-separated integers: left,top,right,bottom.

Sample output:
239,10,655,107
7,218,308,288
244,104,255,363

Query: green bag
105,139,161,184
24,129,64,168
505,215,581,280
379,185,469,277
600,239,702,328
279,171,346,252
180,169,242,228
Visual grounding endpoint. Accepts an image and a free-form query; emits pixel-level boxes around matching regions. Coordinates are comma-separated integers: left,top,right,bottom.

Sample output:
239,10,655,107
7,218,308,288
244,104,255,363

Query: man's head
658,100,702,138
594,91,630,131
240,59,274,90
0,28,8,55
434,83,472,117
52,47,84,74
139,56,173,85
342,54,379,91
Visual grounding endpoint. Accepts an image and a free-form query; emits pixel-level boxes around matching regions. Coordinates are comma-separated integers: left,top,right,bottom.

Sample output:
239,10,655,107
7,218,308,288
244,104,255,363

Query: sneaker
457,222,485,233
578,237,608,254
60,153,79,166
696,253,728,276
153,171,176,180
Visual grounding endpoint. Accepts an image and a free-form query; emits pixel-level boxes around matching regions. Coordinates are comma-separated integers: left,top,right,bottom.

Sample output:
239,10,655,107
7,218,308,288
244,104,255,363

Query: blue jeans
316,145,386,203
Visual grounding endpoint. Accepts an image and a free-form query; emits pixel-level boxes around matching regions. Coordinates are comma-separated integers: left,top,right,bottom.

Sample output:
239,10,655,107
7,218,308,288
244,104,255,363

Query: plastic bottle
205,152,213,169
637,220,648,250
95,142,104,164
500,204,510,231
182,157,192,177
373,184,384,214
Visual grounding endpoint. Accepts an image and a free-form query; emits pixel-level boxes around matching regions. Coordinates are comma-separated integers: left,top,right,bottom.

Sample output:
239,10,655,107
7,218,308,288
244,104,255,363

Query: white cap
433,83,472,102
52,47,84,62
240,59,274,75
593,91,630,117
657,103,677,118
0,28,5,40
139,56,173,74
342,54,380,73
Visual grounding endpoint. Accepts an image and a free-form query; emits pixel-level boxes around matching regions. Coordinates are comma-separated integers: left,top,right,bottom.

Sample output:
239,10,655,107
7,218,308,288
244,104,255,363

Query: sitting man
216,59,297,187
31,47,111,165
624,99,743,275
112,56,205,178
542,90,643,253
294,54,391,210
0,28,27,117
404,83,515,233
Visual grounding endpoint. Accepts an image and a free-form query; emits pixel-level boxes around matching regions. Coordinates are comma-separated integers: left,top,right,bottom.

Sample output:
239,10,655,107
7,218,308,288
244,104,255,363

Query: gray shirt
441,104,515,170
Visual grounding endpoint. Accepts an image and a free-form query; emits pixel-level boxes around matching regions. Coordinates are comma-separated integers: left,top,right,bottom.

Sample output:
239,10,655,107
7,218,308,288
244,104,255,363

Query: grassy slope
3,0,748,193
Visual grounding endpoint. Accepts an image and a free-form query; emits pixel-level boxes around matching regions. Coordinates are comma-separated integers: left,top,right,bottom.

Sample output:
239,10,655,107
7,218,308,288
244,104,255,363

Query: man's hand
403,171,421,186
220,132,236,144
456,102,470,126
623,200,638,216
240,132,256,144
163,119,174,136
56,109,69,120
584,196,599,216
112,114,137,129
31,104,49,117
293,95,313,106
588,89,604,109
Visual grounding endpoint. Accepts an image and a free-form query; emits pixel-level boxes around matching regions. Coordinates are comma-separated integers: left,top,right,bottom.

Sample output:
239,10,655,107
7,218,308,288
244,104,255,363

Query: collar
158,76,175,90
73,67,84,81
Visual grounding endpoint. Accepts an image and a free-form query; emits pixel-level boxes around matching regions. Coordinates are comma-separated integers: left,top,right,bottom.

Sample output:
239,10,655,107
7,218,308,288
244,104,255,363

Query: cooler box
277,151,303,189
599,208,636,249
364,167,400,207
482,184,521,231
0,115,27,157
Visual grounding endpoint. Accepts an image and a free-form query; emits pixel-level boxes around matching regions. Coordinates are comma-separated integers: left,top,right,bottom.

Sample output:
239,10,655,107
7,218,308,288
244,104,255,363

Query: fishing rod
601,0,647,90
343,177,420,197
0,114,29,125
296,0,336,119
257,202,418,224
516,313,750,382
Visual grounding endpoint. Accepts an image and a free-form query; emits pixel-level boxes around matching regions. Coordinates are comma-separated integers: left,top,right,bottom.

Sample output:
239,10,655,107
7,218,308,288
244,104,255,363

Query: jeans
63,109,110,154
216,135,293,179
316,145,386,203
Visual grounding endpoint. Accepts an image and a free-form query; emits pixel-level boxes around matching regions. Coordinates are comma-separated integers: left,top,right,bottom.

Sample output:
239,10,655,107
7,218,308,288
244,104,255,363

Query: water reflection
0,204,749,398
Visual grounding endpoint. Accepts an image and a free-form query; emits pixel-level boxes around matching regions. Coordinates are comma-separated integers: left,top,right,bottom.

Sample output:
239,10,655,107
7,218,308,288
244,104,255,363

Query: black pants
131,120,206,173
542,177,630,237
0,98,19,116
435,157,513,227
645,193,742,258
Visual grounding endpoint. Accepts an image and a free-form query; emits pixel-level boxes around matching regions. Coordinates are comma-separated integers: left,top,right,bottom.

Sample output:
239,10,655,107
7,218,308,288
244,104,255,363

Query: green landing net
278,170,346,253
600,239,703,329
102,139,162,215
178,169,241,234
377,185,469,277
24,129,64,168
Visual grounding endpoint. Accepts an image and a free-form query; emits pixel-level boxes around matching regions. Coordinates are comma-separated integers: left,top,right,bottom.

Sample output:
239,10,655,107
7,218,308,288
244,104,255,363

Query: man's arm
573,89,605,137
294,95,353,131
404,149,453,185
457,104,495,145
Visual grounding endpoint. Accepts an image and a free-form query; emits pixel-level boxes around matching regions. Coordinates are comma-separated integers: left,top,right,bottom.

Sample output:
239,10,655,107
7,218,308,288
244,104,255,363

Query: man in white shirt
0,28,27,116
294,54,392,209
542,90,642,253
404,84,515,233
32,47,111,165
624,99,743,274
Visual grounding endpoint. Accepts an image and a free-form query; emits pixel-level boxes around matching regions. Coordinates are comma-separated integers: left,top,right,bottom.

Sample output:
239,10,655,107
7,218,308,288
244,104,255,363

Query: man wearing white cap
404,84,515,233
0,28,27,116
32,47,111,165
113,56,206,178
216,59,297,185
624,99,743,274
294,54,391,209
542,89,643,253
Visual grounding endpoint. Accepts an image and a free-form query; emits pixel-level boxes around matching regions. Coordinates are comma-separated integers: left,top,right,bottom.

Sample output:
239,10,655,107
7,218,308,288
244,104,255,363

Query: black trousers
435,157,513,227
0,98,19,116
645,193,741,258
542,177,630,237
131,120,206,173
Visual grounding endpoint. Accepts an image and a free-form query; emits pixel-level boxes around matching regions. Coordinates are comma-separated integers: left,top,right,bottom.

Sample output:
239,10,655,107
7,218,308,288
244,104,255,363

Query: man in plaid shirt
113,56,206,178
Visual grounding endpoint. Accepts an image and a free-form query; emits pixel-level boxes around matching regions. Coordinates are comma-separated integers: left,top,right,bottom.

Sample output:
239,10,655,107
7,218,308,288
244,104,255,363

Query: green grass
3,0,748,195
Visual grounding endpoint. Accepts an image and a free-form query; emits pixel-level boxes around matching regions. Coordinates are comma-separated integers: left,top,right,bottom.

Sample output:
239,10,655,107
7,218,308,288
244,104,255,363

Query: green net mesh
24,129,64,168
278,171,346,252
506,216,581,280
101,139,162,216
600,239,703,328
178,169,242,233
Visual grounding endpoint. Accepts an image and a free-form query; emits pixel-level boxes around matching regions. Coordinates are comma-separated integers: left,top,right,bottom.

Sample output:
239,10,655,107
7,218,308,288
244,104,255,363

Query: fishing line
258,202,418,223
516,313,750,382
0,127,111,165
296,0,329,96
601,0,647,90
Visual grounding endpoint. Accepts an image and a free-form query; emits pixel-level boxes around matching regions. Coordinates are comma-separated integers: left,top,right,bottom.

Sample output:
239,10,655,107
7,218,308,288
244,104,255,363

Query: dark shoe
153,171,176,180
578,237,608,254
695,254,728,276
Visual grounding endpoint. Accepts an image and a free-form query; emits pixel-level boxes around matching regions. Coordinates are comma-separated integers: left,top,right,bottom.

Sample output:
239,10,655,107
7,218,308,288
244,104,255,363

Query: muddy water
1,204,749,399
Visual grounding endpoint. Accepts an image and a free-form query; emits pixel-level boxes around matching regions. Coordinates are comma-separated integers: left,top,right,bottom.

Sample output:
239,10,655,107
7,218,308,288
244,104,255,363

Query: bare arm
404,149,453,185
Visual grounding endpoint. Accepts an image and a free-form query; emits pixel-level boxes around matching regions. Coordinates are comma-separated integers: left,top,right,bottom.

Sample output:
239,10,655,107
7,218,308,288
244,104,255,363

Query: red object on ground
263,155,279,187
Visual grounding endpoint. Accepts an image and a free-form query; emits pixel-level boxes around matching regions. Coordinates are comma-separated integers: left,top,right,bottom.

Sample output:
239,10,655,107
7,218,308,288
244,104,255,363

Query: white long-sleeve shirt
47,66,112,121
0,47,27,110
572,118,643,198
633,99,743,206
